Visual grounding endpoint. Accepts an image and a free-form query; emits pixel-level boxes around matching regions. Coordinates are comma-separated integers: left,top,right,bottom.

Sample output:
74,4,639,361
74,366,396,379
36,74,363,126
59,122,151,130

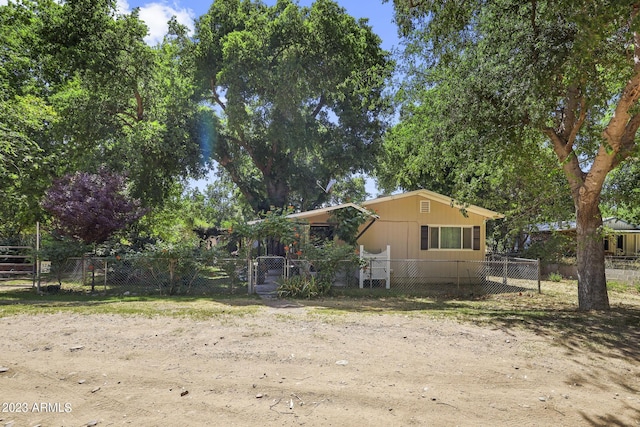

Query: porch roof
247,203,378,225
285,202,379,221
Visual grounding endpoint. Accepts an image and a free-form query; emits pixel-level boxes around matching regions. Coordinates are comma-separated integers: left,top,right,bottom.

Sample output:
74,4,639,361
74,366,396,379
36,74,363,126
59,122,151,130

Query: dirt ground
0,296,639,427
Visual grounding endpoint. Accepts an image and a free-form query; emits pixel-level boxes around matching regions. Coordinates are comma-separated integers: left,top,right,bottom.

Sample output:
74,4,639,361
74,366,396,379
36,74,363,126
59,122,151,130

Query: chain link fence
604,256,640,284
36,255,249,296
341,257,540,296
605,256,640,270
252,256,540,297
21,253,540,297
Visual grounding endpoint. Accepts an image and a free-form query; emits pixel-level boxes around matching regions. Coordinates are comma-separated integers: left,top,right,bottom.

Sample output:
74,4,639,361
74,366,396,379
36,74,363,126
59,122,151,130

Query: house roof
249,190,503,224
287,189,505,221
285,202,379,221
534,217,640,233
603,217,640,231
362,189,505,220
247,202,378,225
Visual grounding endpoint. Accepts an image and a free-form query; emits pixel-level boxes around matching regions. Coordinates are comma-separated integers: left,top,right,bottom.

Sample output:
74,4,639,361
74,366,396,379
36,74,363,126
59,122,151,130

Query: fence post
82,255,86,287
359,245,364,288
503,256,508,286
104,259,108,292
36,221,41,293
247,259,251,294
537,258,541,294
248,259,255,295
369,258,373,288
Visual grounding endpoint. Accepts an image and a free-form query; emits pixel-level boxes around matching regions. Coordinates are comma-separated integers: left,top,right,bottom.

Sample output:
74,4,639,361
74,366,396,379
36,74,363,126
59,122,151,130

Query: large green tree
0,0,60,239
378,81,574,253
193,0,393,213
1,0,208,239
390,0,640,310
42,1,206,206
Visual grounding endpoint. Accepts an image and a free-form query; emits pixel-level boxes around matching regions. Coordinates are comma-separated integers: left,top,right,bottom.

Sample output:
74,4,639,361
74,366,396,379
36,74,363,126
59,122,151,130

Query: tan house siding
360,193,489,261
283,190,503,286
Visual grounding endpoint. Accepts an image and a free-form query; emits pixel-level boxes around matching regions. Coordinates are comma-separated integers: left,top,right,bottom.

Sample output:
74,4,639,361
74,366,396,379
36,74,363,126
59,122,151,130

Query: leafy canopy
0,0,59,238
194,0,394,213
389,0,640,310
42,0,206,206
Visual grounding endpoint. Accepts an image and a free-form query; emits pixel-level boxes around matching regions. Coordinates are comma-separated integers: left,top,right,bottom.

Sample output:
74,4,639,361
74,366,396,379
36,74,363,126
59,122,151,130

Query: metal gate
249,256,285,296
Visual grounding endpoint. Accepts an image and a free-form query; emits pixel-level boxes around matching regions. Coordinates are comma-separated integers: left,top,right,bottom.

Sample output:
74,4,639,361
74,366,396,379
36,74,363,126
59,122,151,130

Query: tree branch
270,45,288,67
227,134,256,162
560,85,580,142
613,111,640,169
543,127,584,195
211,78,226,111
311,93,325,119
567,96,587,147
217,154,259,207
603,5,640,146
114,111,136,129
134,89,144,121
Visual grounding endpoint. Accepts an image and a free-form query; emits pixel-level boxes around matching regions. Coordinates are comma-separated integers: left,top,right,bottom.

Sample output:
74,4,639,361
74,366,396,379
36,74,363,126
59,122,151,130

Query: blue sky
121,0,399,50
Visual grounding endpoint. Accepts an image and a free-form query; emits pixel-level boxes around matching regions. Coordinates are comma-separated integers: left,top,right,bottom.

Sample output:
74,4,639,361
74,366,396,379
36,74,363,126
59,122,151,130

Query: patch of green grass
0,287,261,319
607,280,631,293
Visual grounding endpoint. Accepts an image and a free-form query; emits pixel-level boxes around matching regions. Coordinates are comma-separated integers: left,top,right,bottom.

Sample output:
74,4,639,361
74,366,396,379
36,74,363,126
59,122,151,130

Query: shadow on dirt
2,286,639,363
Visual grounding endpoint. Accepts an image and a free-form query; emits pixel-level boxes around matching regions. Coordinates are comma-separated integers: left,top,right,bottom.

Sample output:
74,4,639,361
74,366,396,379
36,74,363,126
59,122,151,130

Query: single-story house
603,218,640,256
286,189,505,286
533,217,640,257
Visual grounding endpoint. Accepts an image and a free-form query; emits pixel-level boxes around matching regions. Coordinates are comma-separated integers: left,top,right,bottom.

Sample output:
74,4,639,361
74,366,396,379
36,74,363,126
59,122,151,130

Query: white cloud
2,0,194,46
138,2,195,45
115,0,131,14
115,1,194,45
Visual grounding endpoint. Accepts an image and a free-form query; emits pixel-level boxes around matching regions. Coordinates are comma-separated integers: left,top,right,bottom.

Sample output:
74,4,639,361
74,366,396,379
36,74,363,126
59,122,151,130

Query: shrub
277,275,331,299
298,240,360,285
140,239,203,295
39,237,89,286
547,272,562,282
522,232,575,263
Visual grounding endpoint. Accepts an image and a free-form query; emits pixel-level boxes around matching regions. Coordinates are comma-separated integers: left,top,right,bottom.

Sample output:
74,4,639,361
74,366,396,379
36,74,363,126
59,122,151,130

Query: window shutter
420,200,430,213
420,226,429,250
473,226,481,251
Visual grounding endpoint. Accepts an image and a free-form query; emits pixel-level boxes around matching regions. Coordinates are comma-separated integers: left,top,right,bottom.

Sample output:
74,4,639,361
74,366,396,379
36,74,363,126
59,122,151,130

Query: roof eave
362,189,504,220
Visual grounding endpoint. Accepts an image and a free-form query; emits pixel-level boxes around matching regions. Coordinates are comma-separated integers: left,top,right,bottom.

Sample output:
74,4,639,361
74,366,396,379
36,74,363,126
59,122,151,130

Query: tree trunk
575,202,610,310
265,178,289,210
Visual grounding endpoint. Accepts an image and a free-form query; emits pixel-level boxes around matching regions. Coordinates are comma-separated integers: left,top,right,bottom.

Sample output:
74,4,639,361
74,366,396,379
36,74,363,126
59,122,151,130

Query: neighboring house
602,218,640,256
286,189,504,286
533,217,640,257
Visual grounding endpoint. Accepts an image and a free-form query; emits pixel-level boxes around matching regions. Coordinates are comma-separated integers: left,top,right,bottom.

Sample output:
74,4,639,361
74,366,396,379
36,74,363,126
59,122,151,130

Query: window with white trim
420,225,481,250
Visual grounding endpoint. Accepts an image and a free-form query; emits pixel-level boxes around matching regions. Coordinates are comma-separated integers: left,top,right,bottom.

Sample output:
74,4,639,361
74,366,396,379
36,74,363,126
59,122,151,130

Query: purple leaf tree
42,169,146,244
